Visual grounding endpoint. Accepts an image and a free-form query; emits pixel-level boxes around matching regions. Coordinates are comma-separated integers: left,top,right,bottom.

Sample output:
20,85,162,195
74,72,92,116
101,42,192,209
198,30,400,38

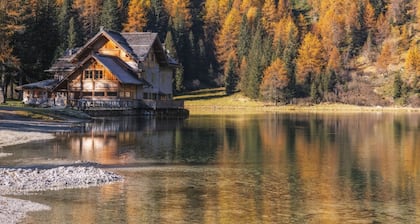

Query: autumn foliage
260,58,289,102
1,0,420,104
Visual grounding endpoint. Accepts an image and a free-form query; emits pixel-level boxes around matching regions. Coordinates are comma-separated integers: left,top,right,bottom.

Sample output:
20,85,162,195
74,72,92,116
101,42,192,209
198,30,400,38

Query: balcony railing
70,99,184,111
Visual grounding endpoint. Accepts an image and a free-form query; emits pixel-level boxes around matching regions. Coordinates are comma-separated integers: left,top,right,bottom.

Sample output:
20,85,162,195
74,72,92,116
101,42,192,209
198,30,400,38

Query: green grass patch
0,100,25,107
175,88,420,115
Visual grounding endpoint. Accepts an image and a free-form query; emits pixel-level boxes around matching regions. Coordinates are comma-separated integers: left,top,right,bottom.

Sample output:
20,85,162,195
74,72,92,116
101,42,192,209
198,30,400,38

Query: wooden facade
19,29,183,112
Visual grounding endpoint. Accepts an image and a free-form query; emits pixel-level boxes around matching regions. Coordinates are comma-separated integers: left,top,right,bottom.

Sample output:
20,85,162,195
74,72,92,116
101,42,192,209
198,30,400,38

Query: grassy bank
0,100,91,120
175,88,420,115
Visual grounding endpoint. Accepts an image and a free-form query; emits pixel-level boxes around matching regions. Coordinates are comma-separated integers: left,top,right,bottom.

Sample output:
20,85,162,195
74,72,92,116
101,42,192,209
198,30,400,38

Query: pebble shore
0,166,123,195
0,111,123,223
0,166,123,223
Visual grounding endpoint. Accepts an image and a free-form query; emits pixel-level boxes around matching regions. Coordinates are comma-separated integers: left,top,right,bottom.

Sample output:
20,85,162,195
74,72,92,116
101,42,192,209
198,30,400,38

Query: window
120,91,131,98
84,70,103,79
94,92,105,96
94,70,103,79
107,92,118,97
84,70,93,79
82,92,92,97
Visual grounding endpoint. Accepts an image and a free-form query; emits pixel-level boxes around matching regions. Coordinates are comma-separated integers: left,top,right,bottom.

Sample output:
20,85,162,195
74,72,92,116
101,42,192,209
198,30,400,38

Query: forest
1,0,420,105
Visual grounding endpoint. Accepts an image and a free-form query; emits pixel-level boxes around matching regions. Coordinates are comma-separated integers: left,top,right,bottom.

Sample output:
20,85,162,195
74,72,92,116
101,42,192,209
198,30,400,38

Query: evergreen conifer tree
100,0,121,31
225,57,236,95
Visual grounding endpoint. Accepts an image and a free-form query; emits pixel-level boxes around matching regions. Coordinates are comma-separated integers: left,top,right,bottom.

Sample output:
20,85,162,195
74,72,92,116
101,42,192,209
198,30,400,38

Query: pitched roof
92,54,147,85
17,79,59,90
120,32,158,61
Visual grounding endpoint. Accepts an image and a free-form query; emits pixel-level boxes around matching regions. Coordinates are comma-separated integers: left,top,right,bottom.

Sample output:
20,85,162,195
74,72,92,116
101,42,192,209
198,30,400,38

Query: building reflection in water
63,117,182,165
27,114,420,223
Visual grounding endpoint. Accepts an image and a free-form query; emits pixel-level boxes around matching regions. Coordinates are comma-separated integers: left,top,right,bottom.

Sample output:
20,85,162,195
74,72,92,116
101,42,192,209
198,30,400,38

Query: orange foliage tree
404,44,420,89
124,0,150,32
73,0,102,37
376,41,393,72
296,32,325,86
164,0,191,31
261,0,278,36
215,8,241,66
260,58,289,103
274,15,298,47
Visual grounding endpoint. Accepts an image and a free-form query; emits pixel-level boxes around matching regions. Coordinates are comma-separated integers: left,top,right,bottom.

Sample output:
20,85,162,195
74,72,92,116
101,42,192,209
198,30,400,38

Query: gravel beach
0,109,123,224
0,165,123,224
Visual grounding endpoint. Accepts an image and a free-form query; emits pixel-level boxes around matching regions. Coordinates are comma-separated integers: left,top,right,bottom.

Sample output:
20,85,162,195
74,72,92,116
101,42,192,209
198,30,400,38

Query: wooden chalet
18,28,184,115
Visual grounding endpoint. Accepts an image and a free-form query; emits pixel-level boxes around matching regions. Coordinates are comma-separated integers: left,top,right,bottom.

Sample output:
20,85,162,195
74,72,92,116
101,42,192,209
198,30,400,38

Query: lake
2,113,420,223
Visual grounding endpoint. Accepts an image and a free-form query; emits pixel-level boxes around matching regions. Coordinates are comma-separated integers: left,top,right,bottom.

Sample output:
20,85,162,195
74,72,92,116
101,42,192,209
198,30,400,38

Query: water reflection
12,113,420,223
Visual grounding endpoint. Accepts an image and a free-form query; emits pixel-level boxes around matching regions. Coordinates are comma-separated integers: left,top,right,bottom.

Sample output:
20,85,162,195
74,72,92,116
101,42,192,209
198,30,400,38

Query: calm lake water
2,113,420,223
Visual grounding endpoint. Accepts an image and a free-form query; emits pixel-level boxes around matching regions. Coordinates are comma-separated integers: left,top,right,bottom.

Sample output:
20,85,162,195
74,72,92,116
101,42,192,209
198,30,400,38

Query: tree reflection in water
15,114,420,223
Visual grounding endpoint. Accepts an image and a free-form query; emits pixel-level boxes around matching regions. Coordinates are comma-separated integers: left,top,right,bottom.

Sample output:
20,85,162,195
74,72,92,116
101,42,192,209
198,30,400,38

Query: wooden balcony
70,99,184,111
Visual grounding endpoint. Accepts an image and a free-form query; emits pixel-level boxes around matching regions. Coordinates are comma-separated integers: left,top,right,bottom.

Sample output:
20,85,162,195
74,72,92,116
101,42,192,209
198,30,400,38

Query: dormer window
84,70,103,79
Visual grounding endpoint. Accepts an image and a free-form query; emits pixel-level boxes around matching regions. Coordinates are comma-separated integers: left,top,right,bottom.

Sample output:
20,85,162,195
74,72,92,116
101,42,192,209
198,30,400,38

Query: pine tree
14,0,59,81
393,72,403,99
67,17,79,49
100,0,121,31
237,15,252,62
164,0,191,32
175,64,184,92
74,0,102,38
242,25,264,99
224,57,237,95
164,31,177,58
149,0,168,39
57,0,72,52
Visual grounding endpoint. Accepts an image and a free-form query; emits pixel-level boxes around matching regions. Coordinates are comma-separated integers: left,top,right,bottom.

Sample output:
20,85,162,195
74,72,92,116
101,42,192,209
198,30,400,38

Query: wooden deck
70,99,184,111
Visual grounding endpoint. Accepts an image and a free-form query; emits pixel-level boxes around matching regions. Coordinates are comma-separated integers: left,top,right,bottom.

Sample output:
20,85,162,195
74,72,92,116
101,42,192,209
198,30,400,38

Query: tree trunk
0,87,4,104
0,73,5,104
10,80,14,100
3,82,7,103
18,73,23,100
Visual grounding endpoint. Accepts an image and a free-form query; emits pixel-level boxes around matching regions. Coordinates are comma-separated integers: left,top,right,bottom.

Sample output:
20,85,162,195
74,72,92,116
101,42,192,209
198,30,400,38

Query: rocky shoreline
0,110,123,224
0,165,123,224
0,166,123,195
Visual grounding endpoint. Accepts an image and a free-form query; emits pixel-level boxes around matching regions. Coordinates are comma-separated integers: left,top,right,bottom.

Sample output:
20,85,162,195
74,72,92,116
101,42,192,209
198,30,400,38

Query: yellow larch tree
404,44,420,89
73,0,102,36
296,32,325,85
405,44,420,73
364,0,376,29
216,8,241,66
218,0,233,22
164,0,192,30
327,46,341,72
246,6,258,23
376,41,393,72
239,0,260,14
273,15,298,45
260,58,289,102
277,0,290,18
315,0,346,51
204,0,219,26
262,0,278,36
124,0,150,32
